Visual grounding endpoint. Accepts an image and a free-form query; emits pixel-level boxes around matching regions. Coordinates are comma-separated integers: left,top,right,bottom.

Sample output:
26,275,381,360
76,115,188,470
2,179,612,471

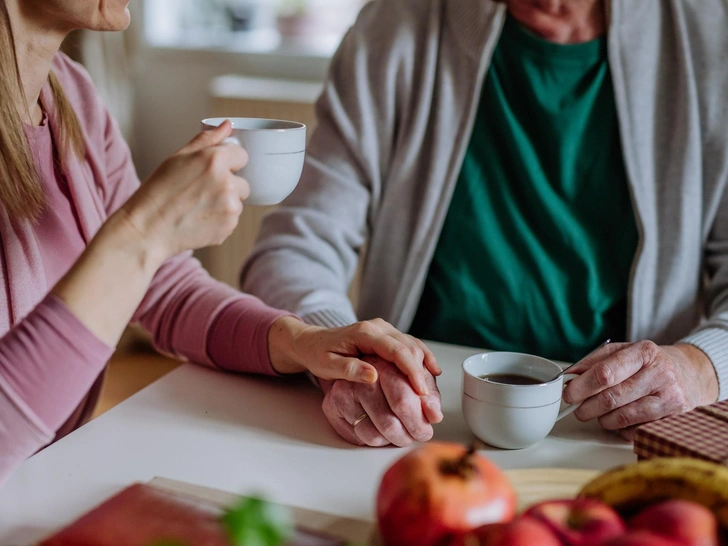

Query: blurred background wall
67,0,367,176
66,0,368,286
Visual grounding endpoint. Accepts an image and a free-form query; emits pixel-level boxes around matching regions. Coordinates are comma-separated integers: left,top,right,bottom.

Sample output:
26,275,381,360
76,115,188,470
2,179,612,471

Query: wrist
115,189,175,260
673,343,720,404
268,316,320,375
96,209,169,277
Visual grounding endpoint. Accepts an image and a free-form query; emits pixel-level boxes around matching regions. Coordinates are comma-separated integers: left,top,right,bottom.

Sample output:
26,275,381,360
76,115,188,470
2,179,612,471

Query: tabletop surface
0,341,634,545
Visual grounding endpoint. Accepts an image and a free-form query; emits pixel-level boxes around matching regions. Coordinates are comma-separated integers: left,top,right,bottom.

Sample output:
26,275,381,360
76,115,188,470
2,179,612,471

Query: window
143,0,367,54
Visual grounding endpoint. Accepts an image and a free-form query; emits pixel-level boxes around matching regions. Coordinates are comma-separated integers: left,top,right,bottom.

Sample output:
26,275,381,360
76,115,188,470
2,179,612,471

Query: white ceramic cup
462,352,580,450
201,117,306,206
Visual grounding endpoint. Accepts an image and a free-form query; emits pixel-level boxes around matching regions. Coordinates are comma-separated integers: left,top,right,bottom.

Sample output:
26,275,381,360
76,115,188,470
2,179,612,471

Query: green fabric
409,16,638,362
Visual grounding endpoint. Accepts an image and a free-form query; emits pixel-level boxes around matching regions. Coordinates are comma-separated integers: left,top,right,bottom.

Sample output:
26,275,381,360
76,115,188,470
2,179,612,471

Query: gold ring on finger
353,413,369,427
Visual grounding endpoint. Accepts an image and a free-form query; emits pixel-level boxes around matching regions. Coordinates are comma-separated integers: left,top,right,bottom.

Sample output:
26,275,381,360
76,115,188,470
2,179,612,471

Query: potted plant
224,0,275,33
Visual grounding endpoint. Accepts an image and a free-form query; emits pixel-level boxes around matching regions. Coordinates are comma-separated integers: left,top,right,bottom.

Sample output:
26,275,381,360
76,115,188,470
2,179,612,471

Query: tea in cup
462,352,579,449
201,117,306,206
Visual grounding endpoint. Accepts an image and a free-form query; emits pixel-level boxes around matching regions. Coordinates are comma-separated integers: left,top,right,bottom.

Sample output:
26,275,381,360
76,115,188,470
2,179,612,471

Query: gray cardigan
241,0,728,399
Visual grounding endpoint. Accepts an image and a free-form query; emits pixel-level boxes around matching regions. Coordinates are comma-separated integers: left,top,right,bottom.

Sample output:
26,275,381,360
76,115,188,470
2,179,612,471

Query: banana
578,458,728,527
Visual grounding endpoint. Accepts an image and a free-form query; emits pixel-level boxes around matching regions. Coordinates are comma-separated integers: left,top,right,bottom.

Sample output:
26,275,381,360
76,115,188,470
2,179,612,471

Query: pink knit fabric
0,53,291,486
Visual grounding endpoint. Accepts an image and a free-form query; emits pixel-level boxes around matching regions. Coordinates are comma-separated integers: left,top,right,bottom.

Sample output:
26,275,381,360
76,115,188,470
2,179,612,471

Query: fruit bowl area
369,467,597,546
38,442,728,546
374,443,728,546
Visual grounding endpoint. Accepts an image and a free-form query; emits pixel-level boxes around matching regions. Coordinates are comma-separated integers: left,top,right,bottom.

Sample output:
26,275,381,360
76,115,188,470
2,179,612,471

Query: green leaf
221,496,294,546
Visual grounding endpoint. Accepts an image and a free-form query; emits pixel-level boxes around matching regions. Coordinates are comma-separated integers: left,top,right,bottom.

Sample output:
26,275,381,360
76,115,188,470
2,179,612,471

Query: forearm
52,210,166,347
0,296,113,431
0,384,52,487
0,296,114,484
206,297,295,375
241,234,359,327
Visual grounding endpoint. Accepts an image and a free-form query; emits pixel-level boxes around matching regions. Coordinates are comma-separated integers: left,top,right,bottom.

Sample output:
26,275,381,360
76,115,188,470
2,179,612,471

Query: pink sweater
0,54,290,485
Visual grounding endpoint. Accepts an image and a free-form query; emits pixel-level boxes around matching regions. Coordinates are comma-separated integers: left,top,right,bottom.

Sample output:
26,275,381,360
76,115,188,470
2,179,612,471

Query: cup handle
222,136,242,146
556,373,580,421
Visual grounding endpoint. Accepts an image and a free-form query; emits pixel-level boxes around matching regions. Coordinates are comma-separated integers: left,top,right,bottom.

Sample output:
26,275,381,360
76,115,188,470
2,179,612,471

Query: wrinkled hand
563,341,719,440
120,120,250,260
268,317,441,395
322,356,443,447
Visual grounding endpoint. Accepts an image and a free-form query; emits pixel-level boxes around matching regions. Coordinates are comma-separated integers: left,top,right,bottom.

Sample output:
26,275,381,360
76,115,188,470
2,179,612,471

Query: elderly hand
321,356,443,447
563,341,719,440
268,317,441,396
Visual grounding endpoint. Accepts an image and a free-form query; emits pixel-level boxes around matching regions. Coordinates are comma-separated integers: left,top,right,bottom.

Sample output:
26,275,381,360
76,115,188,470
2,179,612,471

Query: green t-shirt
409,16,638,362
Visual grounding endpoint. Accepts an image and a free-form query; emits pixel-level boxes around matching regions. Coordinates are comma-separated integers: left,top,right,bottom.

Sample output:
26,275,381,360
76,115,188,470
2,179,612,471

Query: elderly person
242,0,728,446
0,0,438,485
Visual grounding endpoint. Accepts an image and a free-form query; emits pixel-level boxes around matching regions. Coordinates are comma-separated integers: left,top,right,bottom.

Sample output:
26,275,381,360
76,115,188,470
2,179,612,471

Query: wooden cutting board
149,477,372,544
506,468,599,510
150,468,599,544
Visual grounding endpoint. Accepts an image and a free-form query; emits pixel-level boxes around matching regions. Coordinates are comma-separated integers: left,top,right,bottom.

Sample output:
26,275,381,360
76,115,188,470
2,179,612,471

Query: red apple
446,516,562,546
600,530,682,546
376,442,516,546
524,498,626,546
629,500,719,546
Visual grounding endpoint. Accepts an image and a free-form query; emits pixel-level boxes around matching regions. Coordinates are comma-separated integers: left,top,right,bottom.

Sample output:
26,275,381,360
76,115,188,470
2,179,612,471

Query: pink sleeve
0,295,113,485
94,78,291,376
133,254,291,375
207,298,295,376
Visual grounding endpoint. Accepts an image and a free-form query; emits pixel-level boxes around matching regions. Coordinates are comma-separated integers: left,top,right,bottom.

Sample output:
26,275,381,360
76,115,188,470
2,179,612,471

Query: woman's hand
267,316,441,396
563,341,719,440
118,120,249,261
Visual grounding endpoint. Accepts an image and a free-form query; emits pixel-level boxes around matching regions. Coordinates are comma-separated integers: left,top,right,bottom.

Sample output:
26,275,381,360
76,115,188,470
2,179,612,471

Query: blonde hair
0,1,84,220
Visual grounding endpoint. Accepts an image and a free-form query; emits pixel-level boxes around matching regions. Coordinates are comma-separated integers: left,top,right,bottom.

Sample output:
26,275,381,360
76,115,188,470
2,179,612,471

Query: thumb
180,120,233,154
314,356,379,384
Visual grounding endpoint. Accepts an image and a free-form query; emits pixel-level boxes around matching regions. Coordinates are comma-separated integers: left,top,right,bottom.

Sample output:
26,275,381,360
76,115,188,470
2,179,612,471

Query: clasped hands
267,317,444,447
294,321,719,445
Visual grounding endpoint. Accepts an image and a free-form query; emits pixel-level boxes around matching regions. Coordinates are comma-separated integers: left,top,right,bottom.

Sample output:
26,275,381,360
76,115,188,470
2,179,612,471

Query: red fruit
376,442,516,546
600,530,682,546
524,498,626,546
447,517,562,546
629,500,719,546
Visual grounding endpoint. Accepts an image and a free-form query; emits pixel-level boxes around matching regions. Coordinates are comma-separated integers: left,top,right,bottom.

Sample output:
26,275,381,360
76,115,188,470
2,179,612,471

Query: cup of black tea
462,352,580,449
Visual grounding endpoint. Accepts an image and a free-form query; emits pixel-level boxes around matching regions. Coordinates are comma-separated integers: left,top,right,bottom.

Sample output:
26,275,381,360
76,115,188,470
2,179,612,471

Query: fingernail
427,400,444,422
360,368,377,383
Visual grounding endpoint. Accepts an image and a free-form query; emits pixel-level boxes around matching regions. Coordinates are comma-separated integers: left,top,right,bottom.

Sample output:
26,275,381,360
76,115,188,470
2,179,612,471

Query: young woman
0,0,440,485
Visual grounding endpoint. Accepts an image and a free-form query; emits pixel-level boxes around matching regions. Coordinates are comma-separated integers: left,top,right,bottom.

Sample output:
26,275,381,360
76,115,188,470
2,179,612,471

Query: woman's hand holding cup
51,121,249,348
119,120,250,261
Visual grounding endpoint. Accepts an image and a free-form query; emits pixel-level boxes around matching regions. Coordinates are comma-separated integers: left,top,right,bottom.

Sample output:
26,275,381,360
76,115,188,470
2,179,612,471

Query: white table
0,342,634,545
